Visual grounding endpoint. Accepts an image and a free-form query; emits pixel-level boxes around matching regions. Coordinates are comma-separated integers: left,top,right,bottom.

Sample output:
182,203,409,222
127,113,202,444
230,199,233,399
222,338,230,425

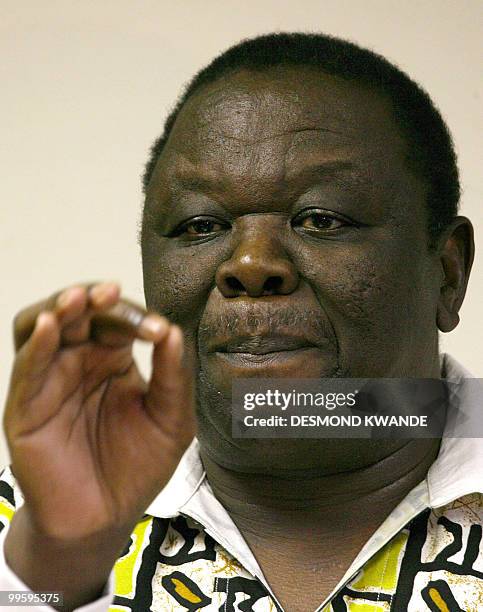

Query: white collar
145,436,205,518
427,353,483,506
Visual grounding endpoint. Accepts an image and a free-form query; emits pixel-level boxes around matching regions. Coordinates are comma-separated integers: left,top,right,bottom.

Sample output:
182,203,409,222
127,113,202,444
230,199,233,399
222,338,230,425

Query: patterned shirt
1,354,482,611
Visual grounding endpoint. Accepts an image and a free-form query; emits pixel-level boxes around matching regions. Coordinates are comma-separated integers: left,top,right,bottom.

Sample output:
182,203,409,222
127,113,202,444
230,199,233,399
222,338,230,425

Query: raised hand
2,282,196,609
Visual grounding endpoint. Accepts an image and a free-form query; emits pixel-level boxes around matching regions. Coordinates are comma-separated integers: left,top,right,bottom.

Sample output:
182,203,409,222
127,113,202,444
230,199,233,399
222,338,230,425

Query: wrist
4,506,125,610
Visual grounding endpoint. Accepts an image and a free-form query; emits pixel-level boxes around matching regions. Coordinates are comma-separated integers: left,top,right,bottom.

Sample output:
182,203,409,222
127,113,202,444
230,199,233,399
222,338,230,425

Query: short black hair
142,32,459,245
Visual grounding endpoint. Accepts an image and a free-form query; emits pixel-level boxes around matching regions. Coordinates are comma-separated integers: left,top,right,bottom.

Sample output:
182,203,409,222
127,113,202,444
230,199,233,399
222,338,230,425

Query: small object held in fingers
123,308,145,329
92,302,168,343
95,302,145,332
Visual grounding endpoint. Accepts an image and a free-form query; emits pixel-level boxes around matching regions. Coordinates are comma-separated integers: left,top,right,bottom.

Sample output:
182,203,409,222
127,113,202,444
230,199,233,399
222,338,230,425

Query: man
0,32,480,611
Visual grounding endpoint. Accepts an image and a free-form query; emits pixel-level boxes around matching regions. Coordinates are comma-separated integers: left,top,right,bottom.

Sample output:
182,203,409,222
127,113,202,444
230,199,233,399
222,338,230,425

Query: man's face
141,66,441,467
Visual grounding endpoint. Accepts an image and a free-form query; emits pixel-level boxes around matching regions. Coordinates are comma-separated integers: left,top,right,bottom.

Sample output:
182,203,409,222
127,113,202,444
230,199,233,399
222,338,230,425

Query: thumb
144,325,196,443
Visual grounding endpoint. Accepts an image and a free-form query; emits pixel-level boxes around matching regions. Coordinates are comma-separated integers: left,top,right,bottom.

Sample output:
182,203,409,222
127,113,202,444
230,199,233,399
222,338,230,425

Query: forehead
147,66,424,215
171,67,404,155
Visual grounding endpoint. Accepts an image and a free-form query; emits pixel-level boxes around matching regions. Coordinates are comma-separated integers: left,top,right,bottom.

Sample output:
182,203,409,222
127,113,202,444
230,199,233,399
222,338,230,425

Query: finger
88,282,121,309
54,286,92,344
14,295,61,351
13,282,168,351
145,325,196,444
61,284,166,346
12,282,111,351
8,311,61,404
54,286,90,323
56,283,122,344
59,283,161,346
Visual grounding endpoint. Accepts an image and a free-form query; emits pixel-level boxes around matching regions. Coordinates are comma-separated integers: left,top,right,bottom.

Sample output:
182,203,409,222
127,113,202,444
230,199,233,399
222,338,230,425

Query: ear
436,216,475,333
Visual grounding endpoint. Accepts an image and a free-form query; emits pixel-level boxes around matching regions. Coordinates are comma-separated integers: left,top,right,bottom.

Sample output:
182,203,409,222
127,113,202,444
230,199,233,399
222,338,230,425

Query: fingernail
140,314,168,337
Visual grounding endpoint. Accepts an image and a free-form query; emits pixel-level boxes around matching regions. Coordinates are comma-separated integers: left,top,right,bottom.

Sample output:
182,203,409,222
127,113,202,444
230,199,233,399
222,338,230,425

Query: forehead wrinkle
163,154,367,209
158,129,374,211
166,166,293,214
284,161,371,190
199,124,348,146
186,80,358,146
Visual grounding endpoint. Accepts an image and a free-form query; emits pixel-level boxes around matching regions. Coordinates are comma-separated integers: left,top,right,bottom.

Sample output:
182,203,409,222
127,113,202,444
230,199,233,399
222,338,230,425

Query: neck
200,439,440,542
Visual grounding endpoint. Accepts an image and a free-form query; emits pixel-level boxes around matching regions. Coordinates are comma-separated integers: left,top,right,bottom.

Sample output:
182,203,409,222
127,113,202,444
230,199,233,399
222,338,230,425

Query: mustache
197,303,336,347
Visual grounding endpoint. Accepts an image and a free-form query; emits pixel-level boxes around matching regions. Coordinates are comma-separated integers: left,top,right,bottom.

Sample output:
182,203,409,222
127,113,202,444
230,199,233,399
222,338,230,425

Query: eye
292,210,350,233
172,216,228,238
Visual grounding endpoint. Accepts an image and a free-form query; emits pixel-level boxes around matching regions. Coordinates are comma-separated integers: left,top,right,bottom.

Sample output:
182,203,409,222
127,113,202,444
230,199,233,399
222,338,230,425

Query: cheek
142,232,224,328
295,240,434,346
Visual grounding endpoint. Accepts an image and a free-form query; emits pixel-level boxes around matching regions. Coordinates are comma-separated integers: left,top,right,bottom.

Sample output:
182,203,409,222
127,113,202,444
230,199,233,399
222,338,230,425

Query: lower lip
214,348,324,370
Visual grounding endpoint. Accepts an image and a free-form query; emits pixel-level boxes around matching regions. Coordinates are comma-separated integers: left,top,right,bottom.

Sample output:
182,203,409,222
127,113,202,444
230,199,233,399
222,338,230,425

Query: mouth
202,330,337,378
213,335,317,355
214,347,321,367
207,335,331,373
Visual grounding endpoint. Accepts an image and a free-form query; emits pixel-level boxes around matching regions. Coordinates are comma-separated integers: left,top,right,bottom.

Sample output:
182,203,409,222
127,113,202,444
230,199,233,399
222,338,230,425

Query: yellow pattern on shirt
110,516,153,600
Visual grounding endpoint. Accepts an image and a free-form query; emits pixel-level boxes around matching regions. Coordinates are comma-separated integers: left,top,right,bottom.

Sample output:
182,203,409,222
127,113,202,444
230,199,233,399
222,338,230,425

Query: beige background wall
1,0,481,468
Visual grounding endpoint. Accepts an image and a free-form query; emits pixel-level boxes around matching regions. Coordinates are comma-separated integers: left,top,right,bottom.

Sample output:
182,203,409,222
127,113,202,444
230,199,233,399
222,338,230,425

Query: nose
215,216,299,298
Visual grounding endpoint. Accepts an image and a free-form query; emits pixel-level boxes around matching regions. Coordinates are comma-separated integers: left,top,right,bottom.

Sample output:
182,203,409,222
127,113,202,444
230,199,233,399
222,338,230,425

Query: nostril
263,276,283,294
226,277,245,292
